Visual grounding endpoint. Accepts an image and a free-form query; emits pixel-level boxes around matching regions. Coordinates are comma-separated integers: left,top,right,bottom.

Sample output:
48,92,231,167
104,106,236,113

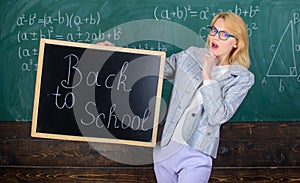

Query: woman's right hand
97,41,115,46
202,50,218,80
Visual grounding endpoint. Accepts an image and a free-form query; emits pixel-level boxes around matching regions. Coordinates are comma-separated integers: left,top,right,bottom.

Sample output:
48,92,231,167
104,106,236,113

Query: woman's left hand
97,41,115,46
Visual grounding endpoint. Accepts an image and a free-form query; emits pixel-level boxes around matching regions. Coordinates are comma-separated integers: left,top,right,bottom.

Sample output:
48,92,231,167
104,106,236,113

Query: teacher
98,12,254,183
153,12,254,183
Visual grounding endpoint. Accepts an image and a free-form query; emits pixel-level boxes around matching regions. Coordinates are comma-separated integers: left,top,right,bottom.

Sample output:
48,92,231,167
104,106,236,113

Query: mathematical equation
154,4,260,21
16,11,123,72
17,11,101,29
15,4,262,73
154,4,260,38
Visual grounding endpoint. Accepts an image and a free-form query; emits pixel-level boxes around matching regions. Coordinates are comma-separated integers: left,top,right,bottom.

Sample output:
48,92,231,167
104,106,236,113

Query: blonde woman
153,12,254,183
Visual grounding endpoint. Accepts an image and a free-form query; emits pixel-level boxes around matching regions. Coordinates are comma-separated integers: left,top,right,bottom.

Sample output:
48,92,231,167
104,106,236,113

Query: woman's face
209,18,237,65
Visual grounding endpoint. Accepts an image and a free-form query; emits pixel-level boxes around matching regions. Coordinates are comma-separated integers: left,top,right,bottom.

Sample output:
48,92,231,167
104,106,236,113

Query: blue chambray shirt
160,46,254,158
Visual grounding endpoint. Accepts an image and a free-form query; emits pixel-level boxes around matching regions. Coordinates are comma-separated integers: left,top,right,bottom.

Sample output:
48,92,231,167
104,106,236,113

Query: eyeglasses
207,25,237,41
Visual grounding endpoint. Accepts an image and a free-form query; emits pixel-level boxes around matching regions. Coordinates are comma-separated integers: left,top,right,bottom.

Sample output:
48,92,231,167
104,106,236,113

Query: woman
98,12,254,183
153,12,254,183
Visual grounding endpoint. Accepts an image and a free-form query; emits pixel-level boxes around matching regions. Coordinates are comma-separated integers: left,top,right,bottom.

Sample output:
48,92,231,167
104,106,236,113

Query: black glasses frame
207,25,237,41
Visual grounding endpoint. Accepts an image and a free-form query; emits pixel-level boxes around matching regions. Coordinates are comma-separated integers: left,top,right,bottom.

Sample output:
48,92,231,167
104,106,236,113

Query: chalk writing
14,4,262,75
125,42,168,52
154,4,260,38
50,52,152,131
15,10,122,74
263,12,300,92
61,54,82,89
154,4,260,21
21,59,38,72
17,28,122,44
17,11,101,28
82,102,150,131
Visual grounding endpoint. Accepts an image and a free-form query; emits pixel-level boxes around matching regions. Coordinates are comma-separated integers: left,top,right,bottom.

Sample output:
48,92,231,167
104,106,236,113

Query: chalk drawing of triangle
266,20,297,77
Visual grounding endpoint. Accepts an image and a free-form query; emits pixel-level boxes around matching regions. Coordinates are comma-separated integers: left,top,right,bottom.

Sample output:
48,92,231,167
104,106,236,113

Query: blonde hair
207,12,251,69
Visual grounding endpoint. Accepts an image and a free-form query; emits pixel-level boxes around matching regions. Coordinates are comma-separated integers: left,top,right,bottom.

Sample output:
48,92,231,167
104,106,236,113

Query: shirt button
191,113,196,117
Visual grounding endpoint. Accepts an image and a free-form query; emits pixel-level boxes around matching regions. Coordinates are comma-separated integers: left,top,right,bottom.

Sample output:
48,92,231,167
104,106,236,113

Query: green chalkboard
1,0,300,122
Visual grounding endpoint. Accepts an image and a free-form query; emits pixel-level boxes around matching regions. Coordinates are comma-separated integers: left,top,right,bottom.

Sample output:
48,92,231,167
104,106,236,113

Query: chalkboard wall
1,0,300,121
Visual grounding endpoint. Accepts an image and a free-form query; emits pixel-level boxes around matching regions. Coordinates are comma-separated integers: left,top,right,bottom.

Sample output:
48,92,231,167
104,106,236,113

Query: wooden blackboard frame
31,38,166,147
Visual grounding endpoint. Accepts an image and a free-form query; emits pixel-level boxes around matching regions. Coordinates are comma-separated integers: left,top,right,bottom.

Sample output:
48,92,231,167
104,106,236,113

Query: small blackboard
31,39,166,147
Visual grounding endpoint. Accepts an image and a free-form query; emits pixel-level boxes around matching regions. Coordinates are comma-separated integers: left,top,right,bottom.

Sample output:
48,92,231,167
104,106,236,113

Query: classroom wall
1,0,300,122
1,1,300,182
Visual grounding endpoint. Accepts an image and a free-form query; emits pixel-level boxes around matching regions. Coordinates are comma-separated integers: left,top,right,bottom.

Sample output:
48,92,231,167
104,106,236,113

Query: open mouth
211,42,219,49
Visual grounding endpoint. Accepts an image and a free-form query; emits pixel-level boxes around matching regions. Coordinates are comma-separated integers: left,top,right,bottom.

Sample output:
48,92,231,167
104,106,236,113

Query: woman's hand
97,41,115,46
202,50,218,80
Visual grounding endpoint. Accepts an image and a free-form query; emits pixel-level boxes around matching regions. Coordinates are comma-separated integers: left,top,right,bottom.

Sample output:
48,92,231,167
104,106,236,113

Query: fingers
207,50,216,60
97,41,115,46
202,50,217,70
204,50,214,59
203,51,216,63
201,50,218,80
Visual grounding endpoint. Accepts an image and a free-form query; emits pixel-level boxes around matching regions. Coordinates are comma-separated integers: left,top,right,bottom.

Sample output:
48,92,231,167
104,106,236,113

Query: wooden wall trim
1,167,300,182
0,121,299,182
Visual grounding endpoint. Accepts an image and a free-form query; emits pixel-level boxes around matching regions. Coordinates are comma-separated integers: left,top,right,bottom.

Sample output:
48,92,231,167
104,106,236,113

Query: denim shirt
160,46,255,158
